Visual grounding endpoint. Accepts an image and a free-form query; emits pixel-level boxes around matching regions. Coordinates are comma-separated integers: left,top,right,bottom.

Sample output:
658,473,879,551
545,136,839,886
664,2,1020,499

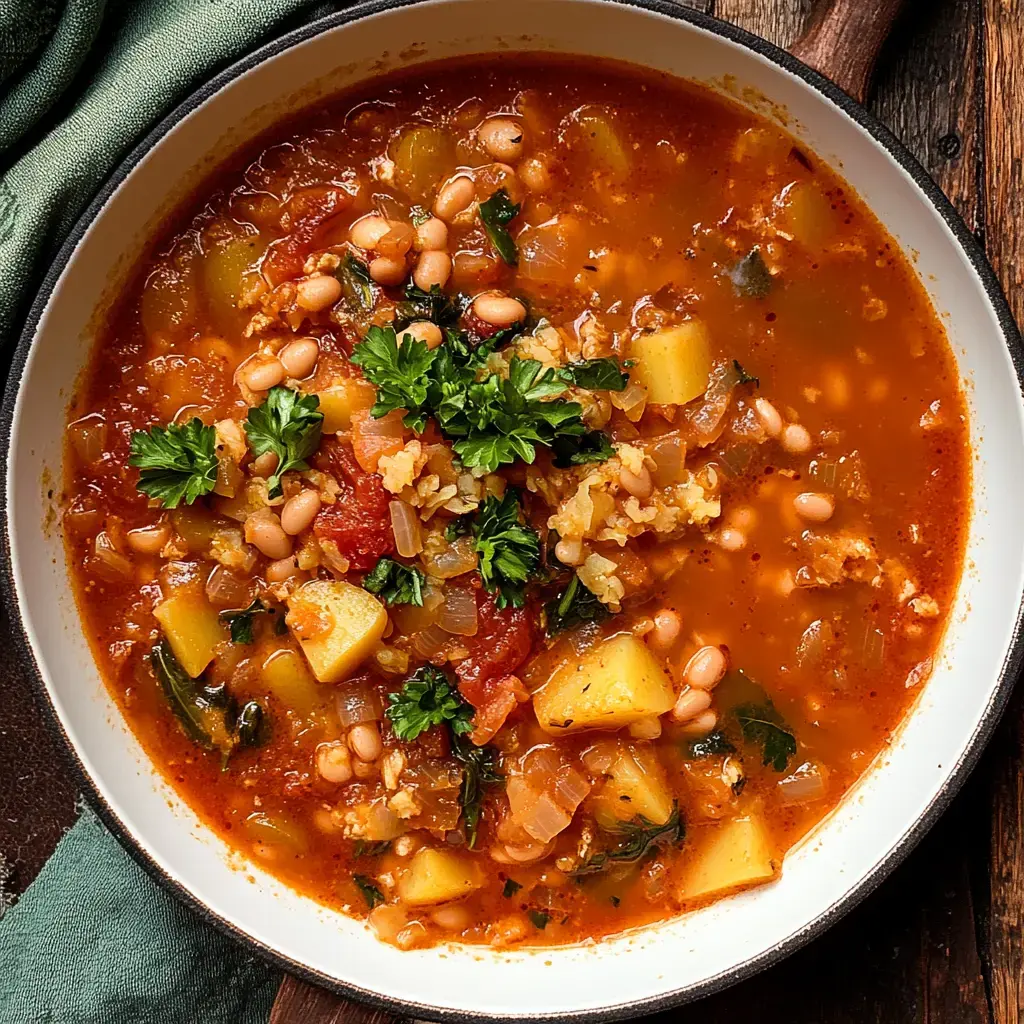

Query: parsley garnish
395,281,462,329
729,247,773,298
337,253,375,312
544,574,610,636
363,558,426,606
129,418,218,509
243,387,323,498
409,205,431,228
527,909,550,930
385,666,473,741
451,733,503,849
734,700,796,772
353,874,385,909
219,599,269,645
465,492,541,609
562,358,629,392
235,700,268,750
731,360,759,386
479,188,521,266
551,429,616,469
687,730,736,758
351,324,437,432
502,879,522,898
573,806,686,876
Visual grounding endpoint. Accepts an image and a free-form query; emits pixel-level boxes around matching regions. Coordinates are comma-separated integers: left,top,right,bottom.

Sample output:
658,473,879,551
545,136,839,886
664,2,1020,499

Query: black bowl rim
2,1,1022,1021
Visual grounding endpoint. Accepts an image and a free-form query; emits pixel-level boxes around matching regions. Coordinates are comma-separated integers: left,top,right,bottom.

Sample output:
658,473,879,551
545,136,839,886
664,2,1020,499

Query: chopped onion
437,586,478,636
554,765,591,809
610,381,647,422
648,434,685,487
363,797,406,841
506,776,572,844
92,531,132,580
860,625,886,669
425,445,459,487
425,535,477,579
205,564,253,609
390,584,444,634
336,681,384,726
777,761,827,806
517,216,584,287
389,500,422,558
412,622,453,658
795,618,834,668
67,414,108,466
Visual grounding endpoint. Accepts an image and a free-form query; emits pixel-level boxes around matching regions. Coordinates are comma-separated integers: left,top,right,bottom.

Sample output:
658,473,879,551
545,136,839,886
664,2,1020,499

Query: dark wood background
4,0,1024,1021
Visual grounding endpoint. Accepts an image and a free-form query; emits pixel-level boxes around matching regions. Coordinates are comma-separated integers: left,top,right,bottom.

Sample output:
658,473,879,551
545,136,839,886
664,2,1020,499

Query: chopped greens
363,557,426,606
129,418,218,509
409,205,432,228
562,358,629,392
479,188,521,266
353,840,392,858
451,733,503,849
466,492,542,609
527,909,551,930
385,665,473,741
687,730,736,758
573,806,686,876
734,700,797,772
235,700,269,749
731,360,759,386
729,247,773,298
353,874,385,909
502,878,523,898
336,253,375,312
544,574,610,637
220,599,270,645
243,387,324,498
350,324,437,432
551,429,615,469
395,281,462,329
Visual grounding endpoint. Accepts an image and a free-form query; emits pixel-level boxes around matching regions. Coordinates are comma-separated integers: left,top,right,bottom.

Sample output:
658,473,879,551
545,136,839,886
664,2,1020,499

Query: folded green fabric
0,0,358,1020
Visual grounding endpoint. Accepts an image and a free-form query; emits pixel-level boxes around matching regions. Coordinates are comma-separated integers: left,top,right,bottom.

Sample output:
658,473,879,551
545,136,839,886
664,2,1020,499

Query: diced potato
396,847,485,907
630,322,713,406
244,811,309,854
153,588,227,678
202,234,262,334
287,580,387,683
573,107,630,183
171,507,223,554
392,125,456,200
534,633,675,735
317,379,376,433
261,648,324,715
676,814,778,903
772,180,840,250
588,741,674,826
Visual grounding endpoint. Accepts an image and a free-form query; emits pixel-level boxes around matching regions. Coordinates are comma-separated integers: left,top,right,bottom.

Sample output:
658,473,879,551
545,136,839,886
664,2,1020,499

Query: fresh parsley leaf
353,840,392,858
409,205,432,228
243,387,323,498
129,418,218,509
687,730,736,758
235,700,269,749
445,515,472,542
731,360,759,386
551,429,616,468
353,874,385,909
467,492,541,609
729,247,773,298
544,574,610,636
502,879,522,898
385,665,473,741
451,733,503,849
527,909,550,930
562,358,629,392
363,557,426,606
572,805,686,876
351,325,437,432
734,700,796,772
220,599,269,645
479,188,521,266
394,281,462,328
337,253,375,312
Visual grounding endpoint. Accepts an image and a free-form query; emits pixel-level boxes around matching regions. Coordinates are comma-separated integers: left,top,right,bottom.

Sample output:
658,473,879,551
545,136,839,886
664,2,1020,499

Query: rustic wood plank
714,0,812,47
269,975,399,1024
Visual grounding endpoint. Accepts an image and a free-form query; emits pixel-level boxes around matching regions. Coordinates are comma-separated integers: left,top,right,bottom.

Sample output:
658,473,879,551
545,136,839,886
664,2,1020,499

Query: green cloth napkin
0,0,357,1020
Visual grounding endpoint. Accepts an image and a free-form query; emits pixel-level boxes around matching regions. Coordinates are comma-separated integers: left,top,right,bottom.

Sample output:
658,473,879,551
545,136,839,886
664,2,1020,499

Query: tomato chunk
455,591,536,706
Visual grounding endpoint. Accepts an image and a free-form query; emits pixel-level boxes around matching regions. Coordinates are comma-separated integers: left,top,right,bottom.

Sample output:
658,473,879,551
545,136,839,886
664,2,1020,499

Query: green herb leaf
337,253,376,312
385,666,473,741
544,574,611,636
409,205,432,228
451,733,503,849
687,730,736,758
502,879,522,898
572,805,686,876
351,324,438,432
466,492,541,609
129,418,218,509
395,280,462,329
353,840,392,858
235,700,269,749
220,599,269,645
731,360,759,386
527,909,550,930
562,358,629,392
551,429,615,469
353,874,385,909
243,387,324,498
734,700,796,772
729,247,773,298
479,188,521,266
363,557,426,606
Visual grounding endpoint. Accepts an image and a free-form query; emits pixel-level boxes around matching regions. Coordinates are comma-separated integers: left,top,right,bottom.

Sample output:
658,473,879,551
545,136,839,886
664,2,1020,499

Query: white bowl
4,1,1023,1020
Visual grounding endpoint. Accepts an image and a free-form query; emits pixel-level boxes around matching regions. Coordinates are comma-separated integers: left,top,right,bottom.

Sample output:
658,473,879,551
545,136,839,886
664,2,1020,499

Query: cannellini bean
280,488,322,535
473,292,526,327
350,214,391,250
369,256,407,286
554,537,583,566
251,451,278,477
718,528,747,551
400,320,444,350
683,645,727,690
430,904,471,931
317,741,353,784
628,716,663,740
295,275,342,312
780,422,812,453
519,157,551,192
503,841,554,864
241,357,285,392
413,250,452,291
677,709,718,737
348,722,383,762
126,523,169,555
245,511,293,560
649,609,681,650
433,175,475,221
793,492,835,522
479,118,525,162
414,216,448,252
754,398,782,437
279,337,319,379
671,687,713,723
265,556,303,584
619,465,652,500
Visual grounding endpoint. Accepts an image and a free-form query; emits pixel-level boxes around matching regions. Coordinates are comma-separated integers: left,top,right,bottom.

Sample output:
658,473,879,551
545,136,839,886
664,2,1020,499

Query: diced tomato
455,591,536,709
261,185,354,285
468,674,529,745
350,407,407,474
312,439,394,570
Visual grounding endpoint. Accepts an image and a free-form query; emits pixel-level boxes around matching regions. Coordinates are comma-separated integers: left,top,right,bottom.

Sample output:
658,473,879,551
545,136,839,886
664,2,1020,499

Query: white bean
473,292,526,327
369,256,407,286
671,687,713,723
414,217,448,252
793,492,835,522
280,489,322,535
754,398,783,438
683,646,727,690
479,118,525,162
317,741,352,784
413,250,452,291
781,422,812,453
400,320,444,350
295,275,342,312
348,722,383,762
649,609,681,651
279,337,319,379
245,511,292,560
433,176,475,221
350,215,391,250
241,358,285,392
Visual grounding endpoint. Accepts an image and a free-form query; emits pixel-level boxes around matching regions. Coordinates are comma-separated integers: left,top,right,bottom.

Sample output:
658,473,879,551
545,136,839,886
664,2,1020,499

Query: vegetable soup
62,56,969,949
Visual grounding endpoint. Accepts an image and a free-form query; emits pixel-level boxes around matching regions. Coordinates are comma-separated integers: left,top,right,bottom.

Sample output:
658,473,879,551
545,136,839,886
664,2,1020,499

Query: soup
61,56,969,949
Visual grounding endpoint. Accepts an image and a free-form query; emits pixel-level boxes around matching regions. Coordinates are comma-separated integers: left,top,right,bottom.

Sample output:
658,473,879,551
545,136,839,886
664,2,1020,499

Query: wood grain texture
270,975,400,1024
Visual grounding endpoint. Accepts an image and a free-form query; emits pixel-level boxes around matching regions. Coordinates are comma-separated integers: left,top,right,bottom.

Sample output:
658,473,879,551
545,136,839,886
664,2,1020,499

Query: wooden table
3,1,1023,1020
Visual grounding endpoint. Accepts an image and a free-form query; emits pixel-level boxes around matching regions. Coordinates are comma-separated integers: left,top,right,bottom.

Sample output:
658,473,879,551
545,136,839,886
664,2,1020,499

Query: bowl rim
2,0,1022,1020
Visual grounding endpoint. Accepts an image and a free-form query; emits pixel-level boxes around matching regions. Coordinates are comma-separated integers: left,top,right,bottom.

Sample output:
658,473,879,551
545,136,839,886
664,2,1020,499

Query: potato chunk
396,848,484,906
586,740,675,826
316,379,375,433
153,588,227,678
534,633,675,735
261,649,324,715
630,322,712,406
676,814,778,903
287,580,387,683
